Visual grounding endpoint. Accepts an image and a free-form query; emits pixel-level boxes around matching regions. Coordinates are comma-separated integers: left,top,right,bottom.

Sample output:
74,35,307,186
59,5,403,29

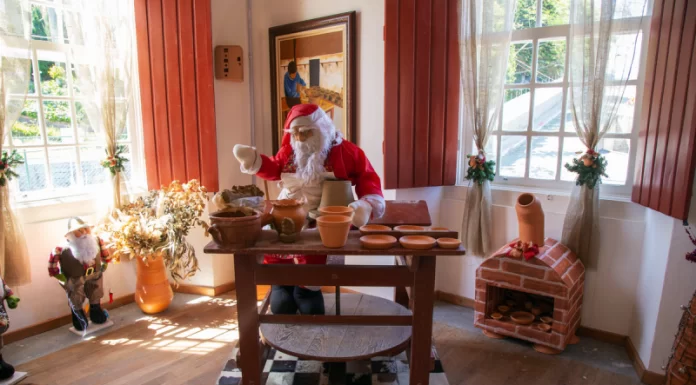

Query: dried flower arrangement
98,180,210,281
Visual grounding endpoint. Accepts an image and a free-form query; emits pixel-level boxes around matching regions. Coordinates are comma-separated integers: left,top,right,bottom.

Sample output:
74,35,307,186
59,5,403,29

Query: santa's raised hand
232,104,385,228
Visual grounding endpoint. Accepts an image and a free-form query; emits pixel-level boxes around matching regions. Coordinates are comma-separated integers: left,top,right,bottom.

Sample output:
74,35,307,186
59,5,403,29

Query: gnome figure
48,217,112,331
233,103,385,315
0,278,19,379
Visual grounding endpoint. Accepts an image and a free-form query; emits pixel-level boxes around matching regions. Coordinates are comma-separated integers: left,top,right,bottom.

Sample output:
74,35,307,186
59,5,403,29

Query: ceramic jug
515,193,545,245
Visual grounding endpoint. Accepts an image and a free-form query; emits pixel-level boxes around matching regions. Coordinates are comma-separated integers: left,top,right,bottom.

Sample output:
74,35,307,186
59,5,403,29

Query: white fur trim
289,108,325,130
239,152,262,174
361,194,386,219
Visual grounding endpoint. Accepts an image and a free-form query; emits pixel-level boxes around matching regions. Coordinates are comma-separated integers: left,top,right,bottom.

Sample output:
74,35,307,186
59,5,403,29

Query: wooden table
204,201,465,385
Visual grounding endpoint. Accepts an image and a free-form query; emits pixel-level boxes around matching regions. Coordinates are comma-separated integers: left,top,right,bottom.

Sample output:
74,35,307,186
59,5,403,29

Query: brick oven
474,238,585,353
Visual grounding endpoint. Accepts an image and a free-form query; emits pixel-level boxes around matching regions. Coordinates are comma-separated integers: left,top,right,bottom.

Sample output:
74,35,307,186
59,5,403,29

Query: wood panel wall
384,0,460,189
632,0,696,220
134,0,219,191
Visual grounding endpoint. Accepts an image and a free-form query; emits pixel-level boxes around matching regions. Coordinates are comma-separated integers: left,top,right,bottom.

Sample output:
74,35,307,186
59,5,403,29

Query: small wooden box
214,45,243,81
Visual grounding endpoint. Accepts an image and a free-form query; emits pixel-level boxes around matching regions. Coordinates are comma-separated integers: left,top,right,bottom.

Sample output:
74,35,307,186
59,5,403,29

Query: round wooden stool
260,293,412,361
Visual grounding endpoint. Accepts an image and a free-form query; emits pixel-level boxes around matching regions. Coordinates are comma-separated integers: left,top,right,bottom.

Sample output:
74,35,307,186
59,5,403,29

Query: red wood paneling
384,0,460,189
135,0,218,191
632,0,696,220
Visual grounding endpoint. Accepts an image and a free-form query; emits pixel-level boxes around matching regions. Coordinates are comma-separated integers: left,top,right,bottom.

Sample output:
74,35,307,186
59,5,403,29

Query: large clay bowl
394,225,425,232
319,206,354,218
316,215,352,248
399,235,436,250
359,224,392,234
209,209,263,248
510,311,535,325
360,235,397,250
437,238,461,249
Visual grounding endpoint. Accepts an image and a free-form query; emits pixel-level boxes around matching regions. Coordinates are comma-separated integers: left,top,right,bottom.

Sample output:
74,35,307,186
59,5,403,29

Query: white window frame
3,0,146,204
458,4,650,198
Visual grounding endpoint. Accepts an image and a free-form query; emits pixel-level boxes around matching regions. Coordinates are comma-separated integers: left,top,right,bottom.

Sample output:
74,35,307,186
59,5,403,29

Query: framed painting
269,12,356,153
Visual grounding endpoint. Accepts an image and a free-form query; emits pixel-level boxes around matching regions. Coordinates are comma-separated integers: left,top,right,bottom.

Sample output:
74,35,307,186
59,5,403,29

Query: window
461,0,649,195
2,1,143,202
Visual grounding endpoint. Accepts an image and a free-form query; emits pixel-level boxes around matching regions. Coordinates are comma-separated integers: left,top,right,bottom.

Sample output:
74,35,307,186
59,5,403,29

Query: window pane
16,148,47,192
500,135,527,178
507,42,533,84
39,60,68,96
502,89,530,131
43,100,74,144
542,0,570,26
48,147,78,188
564,99,576,132
530,136,559,179
610,32,642,81
116,101,129,141
514,0,537,30
605,86,636,134
615,0,648,19
119,144,133,181
75,101,98,143
600,138,630,185
561,137,584,181
533,87,563,132
11,100,42,145
80,146,107,186
537,39,566,83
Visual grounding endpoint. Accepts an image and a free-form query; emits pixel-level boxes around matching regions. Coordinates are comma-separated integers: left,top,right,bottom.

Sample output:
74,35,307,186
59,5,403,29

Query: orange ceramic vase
270,199,307,231
515,193,545,246
135,254,173,314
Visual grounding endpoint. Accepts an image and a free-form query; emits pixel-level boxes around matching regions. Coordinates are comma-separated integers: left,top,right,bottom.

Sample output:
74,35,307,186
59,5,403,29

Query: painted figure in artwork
48,217,112,331
0,277,19,379
233,103,385,315
284,60,306,108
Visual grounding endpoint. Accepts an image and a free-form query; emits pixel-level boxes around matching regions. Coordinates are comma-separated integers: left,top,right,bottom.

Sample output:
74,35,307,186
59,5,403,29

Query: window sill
486,183,632,203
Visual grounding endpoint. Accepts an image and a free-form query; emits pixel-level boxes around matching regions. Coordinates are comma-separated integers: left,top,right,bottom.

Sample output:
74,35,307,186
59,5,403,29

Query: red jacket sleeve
344,142,383,199
257,145,292,181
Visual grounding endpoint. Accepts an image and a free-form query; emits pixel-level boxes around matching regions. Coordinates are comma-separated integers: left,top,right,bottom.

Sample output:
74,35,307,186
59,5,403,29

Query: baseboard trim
434,289,666,384
3,294,134,345
172,281,236,297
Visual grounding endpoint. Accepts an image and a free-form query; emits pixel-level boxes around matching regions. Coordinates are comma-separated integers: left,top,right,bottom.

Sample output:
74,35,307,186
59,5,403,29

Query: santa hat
284,104,336,137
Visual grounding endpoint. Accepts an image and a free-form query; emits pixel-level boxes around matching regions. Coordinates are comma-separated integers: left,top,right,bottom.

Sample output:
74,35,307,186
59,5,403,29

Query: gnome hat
284,104,335,136
66,217,91,236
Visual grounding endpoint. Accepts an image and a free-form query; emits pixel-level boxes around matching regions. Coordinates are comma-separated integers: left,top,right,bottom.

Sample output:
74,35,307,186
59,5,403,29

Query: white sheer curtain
64,0,133,211
0,0,32,286
459,0,516,256
562,0,647,267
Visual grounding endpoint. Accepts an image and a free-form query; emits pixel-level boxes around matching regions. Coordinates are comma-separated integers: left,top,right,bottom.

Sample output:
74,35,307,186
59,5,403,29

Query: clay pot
209,210,263,248
318,179,355,208
319,206,354,217
270,199,307,232
135,254,174,314
316,215,352,248
515,193,545,246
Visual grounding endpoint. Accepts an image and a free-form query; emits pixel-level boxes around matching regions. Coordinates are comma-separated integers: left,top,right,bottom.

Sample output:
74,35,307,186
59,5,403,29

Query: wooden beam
254,265,413,286
258,314,412,326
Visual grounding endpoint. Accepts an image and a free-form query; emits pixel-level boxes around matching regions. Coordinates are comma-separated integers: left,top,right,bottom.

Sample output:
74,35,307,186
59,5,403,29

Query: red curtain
632,0,696,220
384,0,460,190
134,0,219,191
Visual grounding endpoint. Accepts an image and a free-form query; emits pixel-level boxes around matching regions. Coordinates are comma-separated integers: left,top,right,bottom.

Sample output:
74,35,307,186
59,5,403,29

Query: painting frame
269,11,356,153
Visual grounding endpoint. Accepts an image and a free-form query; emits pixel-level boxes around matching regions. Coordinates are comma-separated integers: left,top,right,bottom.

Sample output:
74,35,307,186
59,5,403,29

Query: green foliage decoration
101,145,129,176
564,149,608,189
0,150,25,187
464,153,496,185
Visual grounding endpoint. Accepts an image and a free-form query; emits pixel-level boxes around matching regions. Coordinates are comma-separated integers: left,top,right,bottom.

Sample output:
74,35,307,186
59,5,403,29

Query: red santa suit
239,104,385,267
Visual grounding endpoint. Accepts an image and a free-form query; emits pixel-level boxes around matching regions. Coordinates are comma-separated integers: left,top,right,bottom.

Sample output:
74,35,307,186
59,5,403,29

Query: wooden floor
16,289,641,385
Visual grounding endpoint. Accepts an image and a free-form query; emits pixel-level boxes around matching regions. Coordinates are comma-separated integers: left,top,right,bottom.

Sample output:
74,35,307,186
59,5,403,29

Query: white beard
66,233,100,264
292,129,332,184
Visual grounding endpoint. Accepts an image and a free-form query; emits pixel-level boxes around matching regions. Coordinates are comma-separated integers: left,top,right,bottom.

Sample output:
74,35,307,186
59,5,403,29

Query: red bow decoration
506,240,540,260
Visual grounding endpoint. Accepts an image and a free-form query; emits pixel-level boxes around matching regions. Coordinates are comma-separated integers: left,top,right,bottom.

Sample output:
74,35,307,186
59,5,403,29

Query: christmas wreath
464,152,495,185
0,150,24,187
564,149,608,189
101,145,129,176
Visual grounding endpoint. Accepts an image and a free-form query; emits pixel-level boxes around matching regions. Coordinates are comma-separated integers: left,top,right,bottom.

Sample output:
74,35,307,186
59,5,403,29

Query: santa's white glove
349,199,373,228
233,144,260,174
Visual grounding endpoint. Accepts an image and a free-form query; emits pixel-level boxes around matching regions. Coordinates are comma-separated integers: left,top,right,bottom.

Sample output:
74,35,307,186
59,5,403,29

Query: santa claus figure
233,103,385,315
48,217,112,331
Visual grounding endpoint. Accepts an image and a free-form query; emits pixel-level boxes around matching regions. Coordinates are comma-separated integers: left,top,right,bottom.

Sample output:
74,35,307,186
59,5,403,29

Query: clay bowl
497,305,510,314
394,225,425,232
510,311,535,325
359,224,392,234
399,235,436,250
537,323,552,332
531,307,542,316
319,206,354,218
209,209,263,248
437,238,461,249
490,312,503,320
540,316,554,324
430,227,449,231
316,215,352,248
360,235,397,250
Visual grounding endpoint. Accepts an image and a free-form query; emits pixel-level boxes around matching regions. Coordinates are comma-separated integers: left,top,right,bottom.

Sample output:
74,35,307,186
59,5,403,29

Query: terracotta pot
270,199,307,232
515,193,545,245
316,215,352,248
209,210,263,247
318,206,354,217
135,254,173,314
318,179,355,208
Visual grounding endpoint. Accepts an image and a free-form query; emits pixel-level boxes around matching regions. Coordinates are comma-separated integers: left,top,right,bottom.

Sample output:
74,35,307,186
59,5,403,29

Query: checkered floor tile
218,347,448,385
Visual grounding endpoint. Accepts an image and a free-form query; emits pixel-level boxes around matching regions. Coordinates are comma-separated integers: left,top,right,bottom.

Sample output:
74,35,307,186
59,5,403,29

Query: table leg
235,254,262,385
410,256,436,385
